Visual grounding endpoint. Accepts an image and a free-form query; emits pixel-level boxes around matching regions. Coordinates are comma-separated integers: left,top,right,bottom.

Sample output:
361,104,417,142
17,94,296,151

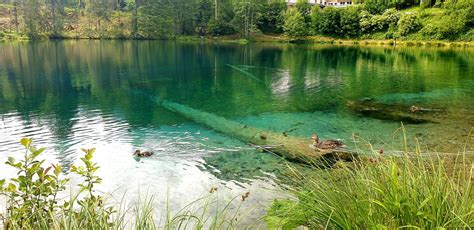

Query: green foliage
0,0,472,40
138,0,175,39
362,0,393,14
295,0,312,24
283,8,307,38
208,18,236,36
266,150,474,228
360,8,400,33
339,6,361,37
0,138,251,229
398,12,420,36
257,1,286,34
232,1,261,37
195,0,213,35
0,138,67,227
313,7,341,35
0,138,116,229
419,0,473,40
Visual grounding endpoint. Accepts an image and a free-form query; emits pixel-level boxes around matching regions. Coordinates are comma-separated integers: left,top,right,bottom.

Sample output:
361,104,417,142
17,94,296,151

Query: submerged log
226,64,264,83
346,99,442,124
149,97,355,164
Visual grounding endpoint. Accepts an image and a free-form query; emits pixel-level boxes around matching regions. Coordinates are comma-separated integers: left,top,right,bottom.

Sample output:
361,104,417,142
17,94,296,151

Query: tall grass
266,145,473,229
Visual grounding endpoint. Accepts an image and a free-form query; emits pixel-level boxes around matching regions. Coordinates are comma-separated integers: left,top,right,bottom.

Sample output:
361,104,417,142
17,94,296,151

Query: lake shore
2,32,473,48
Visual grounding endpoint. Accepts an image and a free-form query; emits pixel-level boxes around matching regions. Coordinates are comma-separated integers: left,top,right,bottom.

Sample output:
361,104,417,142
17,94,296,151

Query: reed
266,138,474,229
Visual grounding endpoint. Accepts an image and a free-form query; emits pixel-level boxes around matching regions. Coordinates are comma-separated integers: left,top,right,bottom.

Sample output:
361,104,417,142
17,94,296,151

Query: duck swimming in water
133,150,154,157
311,133,344,149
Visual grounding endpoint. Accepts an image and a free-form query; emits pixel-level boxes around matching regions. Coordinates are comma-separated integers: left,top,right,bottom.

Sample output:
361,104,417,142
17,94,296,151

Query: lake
0,41,473,225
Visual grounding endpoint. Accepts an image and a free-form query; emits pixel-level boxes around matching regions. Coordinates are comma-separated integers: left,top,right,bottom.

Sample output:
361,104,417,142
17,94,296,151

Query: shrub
339,6,361,37
360,8,399,34
398,12,421,36
420,14,465,40
257,1,287,34
283,8,307,38
0,138,116,229
362,0,392,15
313,7,341,35
208,18,236,36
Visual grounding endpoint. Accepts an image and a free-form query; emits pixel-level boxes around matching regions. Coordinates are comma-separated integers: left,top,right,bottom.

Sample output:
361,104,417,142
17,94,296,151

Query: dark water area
0,40,473,223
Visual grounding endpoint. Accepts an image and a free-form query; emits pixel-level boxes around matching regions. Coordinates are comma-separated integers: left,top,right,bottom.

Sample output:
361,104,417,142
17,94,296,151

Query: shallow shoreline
1,33,473,48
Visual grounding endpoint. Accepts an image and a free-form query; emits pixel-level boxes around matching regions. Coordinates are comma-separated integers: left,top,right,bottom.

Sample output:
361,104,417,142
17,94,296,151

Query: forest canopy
0,0,472,40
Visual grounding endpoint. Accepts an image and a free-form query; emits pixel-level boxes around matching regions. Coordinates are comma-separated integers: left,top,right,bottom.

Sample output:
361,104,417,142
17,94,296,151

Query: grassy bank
266,133,474,229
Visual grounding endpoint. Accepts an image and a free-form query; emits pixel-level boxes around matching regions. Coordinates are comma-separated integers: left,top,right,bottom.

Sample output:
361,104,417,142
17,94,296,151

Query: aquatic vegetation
266,145,474,229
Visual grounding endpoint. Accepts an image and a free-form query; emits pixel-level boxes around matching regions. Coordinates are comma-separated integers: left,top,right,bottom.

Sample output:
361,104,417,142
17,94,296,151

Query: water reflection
0,41,473,222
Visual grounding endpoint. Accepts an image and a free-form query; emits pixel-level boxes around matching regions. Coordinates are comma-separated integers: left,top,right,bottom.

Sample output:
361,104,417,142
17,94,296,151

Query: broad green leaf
54,164,62,177
20,137,31,147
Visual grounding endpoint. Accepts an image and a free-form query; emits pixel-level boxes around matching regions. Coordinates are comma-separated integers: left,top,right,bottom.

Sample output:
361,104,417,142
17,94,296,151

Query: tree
283,8,306,38
195,0,213,35
232,0,262,37
84,0,112,35
339,6,361,37
257,1,287,34
295,0,311,24
172,0,197,35
313,7,341,35
46,0,66,37
138,0,175,38
22,0,42,37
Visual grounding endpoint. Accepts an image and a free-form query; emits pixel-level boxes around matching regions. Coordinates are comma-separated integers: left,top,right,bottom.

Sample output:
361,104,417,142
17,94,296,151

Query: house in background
286,0,353,7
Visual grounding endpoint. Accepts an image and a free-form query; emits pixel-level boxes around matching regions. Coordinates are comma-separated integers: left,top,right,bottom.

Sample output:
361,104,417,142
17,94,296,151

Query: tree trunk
144,96,356,164
13,2,19,33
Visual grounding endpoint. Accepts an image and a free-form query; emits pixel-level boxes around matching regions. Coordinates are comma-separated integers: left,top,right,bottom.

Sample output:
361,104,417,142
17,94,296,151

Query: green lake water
0,41,473,224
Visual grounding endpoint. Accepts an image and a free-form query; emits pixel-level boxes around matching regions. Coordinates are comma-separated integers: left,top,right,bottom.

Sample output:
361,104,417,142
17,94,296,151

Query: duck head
133,150,141,156
311,133,319,144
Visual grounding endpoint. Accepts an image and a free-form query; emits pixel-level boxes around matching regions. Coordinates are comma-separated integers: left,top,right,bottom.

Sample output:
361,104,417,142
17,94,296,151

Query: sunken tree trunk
149,97,356,164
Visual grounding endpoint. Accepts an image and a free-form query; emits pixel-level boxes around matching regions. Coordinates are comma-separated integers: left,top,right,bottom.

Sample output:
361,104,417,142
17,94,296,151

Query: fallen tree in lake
144,94,355,164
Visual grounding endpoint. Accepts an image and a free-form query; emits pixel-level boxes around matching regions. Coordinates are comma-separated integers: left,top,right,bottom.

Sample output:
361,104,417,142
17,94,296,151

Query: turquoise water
0,41,473,223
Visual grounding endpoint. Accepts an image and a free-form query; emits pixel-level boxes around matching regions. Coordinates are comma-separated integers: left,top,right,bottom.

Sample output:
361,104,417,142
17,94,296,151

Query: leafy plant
283,8,307,38
398,12,421,36
0,138,116,229
0,138,69,228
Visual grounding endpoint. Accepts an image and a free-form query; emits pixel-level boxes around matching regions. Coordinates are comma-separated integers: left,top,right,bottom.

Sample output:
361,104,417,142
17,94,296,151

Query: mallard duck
133,150,154,157
311,133,344,149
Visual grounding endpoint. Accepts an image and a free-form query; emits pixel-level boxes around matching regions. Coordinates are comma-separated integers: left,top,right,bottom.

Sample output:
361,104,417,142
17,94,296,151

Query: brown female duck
133,150,154,157
311,133,344,150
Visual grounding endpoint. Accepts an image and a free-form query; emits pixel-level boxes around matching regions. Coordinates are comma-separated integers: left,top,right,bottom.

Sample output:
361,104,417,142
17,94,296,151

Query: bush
313,7,341,35
420,14,466,40
339,6,361,37
257,1,287,34
398,12,421,36
360,8,400,34
362,0,392,15
208,18,236,36
283,8,307,38
0,138,116,229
